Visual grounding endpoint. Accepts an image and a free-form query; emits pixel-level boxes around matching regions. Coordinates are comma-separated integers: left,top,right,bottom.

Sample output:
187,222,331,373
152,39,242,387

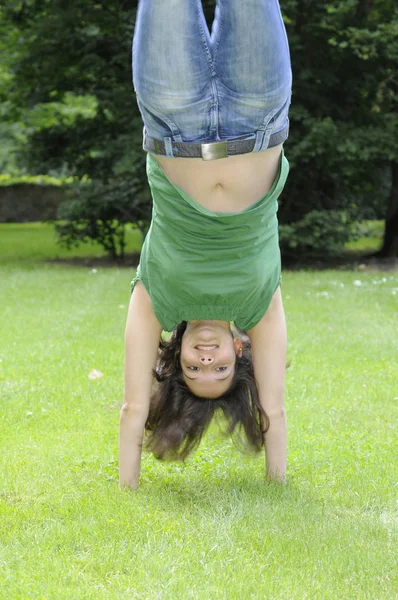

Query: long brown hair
145,322,269,460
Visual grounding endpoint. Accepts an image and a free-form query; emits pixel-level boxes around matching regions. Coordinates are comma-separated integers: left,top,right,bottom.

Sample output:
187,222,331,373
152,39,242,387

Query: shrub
279,209,361,257
54,175,151,260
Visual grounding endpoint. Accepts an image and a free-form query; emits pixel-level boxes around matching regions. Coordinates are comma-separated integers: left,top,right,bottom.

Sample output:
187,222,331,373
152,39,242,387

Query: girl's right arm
247,286,287,483
119,282,162,488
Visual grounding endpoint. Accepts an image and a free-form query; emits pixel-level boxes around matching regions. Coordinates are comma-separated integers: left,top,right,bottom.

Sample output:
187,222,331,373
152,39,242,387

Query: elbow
120,402,149,425
120,402,130,417
266,406,286,421
263,407,287,437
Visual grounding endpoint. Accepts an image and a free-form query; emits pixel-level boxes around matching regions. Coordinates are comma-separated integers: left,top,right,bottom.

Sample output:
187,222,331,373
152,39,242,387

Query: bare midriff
153,144,283,214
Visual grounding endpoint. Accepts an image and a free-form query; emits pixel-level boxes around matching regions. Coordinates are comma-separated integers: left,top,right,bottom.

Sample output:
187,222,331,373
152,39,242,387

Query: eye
188,366,199,371
216,366,228,372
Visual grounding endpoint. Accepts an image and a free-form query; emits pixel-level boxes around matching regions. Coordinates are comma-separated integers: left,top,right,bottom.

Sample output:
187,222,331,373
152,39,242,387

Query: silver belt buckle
201,141,228,161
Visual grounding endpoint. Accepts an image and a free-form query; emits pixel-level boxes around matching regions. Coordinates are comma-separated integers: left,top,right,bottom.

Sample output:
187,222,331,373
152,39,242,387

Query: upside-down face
180,320,243,398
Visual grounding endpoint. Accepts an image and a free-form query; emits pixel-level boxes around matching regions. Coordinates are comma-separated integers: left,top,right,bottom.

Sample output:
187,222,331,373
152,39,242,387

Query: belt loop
164,137,174,158
142,126,147,152
253,129,266,152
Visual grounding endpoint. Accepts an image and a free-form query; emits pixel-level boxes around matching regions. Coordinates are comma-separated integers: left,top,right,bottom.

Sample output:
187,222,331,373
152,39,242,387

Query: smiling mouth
195,344,218,351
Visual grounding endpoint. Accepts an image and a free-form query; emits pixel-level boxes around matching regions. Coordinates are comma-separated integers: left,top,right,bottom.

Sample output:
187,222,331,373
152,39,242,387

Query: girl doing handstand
119,0,292,487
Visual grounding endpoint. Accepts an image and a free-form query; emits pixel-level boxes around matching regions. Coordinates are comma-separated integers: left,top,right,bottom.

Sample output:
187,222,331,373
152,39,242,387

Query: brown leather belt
143,123,289,160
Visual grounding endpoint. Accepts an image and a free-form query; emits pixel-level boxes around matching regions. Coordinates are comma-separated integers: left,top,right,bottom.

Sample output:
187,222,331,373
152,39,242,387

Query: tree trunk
356,0,373,22
375,161,398,258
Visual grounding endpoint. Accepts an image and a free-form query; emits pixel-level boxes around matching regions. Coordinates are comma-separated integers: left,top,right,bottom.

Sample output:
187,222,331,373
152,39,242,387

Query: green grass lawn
0,223,397,599
0,222,143,265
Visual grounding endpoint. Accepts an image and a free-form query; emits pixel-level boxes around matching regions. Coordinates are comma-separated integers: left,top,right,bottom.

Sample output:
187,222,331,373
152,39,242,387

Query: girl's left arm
247,286,288,482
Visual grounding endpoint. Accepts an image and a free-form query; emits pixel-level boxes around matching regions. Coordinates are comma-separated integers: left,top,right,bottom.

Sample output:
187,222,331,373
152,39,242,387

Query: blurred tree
0,0,152,255
1,0,141,180
282,0,398,256
0,4,23,173
1,0,397,257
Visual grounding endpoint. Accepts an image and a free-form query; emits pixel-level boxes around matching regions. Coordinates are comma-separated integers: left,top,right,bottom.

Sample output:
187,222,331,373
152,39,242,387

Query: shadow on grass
46,249,397,272
46,252,141,269
283,249,398,272
134,469,317,516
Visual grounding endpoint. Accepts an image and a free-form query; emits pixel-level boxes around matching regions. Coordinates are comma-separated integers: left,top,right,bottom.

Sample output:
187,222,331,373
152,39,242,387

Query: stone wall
0,185,66,222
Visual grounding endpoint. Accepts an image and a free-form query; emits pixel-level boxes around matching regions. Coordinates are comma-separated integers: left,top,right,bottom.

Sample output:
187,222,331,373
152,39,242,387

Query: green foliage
0,5,23,173
354,219,385,239
279,209,361,255
0,173,81,186
0,0,141,180
54,171,151,259
281,0,397,224
1,0,397,255
22,92,99,130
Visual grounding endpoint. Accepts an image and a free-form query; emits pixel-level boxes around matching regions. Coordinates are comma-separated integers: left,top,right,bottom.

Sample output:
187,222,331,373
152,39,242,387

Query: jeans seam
277,3,292,62
196,0,215,74
137,95,181,138
209,77,220,138
212,0,223,68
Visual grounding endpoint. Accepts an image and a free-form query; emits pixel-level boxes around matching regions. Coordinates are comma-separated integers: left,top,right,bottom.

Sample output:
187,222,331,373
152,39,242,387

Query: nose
199,355,214,365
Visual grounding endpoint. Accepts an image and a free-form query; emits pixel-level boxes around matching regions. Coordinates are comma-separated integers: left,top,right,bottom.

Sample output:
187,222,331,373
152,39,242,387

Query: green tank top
131,150,289,332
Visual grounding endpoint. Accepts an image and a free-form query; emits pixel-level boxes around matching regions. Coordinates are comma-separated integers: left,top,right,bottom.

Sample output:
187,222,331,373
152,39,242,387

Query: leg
133,0,215,144
212,0,291,100
211,0,292,145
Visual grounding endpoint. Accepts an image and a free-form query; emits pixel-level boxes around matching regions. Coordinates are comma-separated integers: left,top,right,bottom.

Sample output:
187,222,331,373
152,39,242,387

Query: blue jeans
133,0,292,156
